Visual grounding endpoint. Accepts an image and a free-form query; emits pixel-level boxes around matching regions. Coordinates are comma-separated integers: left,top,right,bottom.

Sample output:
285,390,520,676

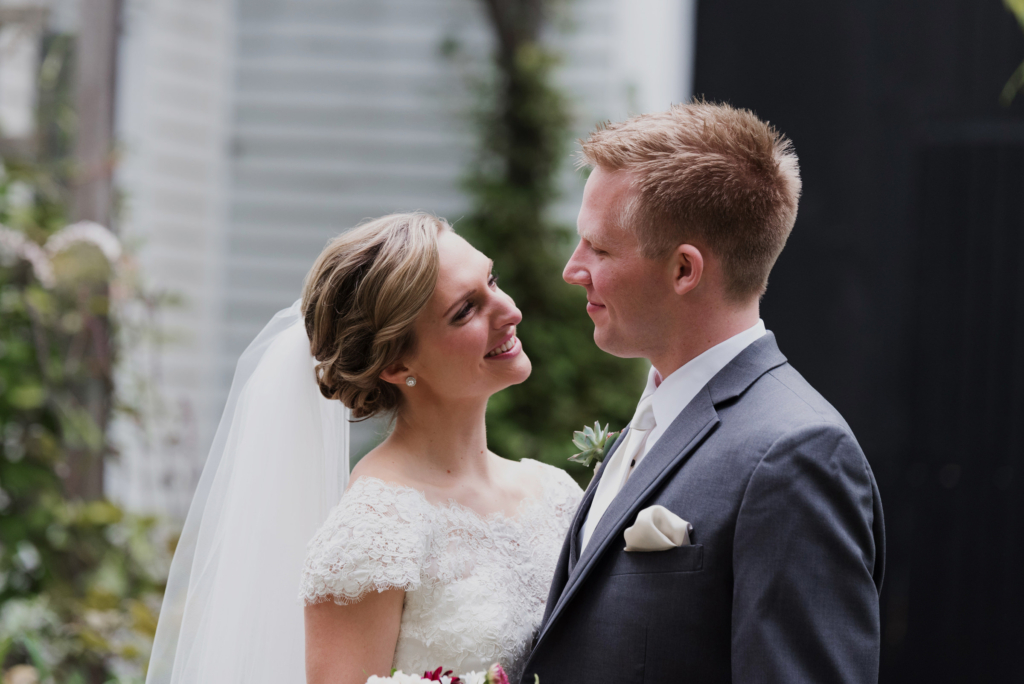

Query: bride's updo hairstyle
301,212,447,419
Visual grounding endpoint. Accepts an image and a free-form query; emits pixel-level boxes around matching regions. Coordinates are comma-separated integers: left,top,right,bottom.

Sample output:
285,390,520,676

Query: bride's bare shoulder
348,445,418,491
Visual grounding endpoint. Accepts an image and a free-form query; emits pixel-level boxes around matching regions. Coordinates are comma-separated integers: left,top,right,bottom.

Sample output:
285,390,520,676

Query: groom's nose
563,241,591,286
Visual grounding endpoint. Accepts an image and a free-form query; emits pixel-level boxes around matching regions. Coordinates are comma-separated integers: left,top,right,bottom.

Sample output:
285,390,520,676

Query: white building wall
110,0,695,518
108,0,235,517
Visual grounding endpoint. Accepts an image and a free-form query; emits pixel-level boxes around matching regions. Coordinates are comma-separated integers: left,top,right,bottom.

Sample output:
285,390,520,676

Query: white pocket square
623,505,693,552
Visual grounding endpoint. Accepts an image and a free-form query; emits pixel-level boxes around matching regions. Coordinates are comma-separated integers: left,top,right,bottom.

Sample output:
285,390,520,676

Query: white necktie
580,394,657,553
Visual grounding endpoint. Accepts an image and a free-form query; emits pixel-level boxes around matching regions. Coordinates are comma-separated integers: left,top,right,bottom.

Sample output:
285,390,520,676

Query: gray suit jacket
521,333,885,684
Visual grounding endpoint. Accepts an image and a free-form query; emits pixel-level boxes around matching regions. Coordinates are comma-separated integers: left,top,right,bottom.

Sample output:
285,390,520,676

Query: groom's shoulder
710,362,871,495
734,360,857,443
767,363,849,425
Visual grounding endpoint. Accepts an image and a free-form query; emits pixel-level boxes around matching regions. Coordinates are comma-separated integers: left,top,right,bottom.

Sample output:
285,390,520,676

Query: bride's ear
379,362,411,386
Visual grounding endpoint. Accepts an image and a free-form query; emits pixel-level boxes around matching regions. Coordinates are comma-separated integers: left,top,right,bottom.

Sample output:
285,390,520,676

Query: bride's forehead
437,233,488,279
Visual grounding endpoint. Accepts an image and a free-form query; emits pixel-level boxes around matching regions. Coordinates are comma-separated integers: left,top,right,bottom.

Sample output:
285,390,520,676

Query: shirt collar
640,320,767,433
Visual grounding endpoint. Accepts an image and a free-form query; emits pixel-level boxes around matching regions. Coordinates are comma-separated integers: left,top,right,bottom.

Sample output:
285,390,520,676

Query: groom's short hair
579,101,802,300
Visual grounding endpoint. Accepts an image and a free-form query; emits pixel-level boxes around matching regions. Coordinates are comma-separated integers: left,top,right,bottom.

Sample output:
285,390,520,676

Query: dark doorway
693,1,1024,681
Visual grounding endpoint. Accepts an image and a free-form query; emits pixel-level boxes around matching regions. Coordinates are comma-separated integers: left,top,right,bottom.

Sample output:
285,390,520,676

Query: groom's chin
592,327,635,359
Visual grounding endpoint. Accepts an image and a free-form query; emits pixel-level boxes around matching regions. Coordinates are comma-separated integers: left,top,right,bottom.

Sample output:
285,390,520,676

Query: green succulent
569,422,620,468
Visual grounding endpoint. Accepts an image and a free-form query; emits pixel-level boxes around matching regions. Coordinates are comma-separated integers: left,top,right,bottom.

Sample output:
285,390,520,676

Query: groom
522,103,885,683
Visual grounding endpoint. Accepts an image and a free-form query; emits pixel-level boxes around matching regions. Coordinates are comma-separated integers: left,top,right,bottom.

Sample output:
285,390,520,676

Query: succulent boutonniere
569,422,621,468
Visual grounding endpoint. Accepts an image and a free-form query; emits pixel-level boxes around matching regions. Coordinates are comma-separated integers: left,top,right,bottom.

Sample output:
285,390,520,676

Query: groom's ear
672,244,704,296
379,362,411,386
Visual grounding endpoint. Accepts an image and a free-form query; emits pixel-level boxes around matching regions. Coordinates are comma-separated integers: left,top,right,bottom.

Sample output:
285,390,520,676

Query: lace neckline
348,458,551,527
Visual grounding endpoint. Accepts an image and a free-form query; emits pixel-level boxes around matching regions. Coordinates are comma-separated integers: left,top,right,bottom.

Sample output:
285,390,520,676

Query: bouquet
367,663,519,684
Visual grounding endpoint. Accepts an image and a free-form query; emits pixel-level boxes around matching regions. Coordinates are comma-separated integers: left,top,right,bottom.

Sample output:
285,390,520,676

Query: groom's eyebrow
443,259,494,318
577,226,597,245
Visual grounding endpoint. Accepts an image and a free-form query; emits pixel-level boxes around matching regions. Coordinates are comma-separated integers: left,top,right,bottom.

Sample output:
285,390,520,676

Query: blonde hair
301,212,447,419
579,101,802,300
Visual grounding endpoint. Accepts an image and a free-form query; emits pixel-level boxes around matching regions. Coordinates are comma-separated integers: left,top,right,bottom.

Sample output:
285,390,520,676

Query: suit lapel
567,429,627,572
534,389,720,650
533,333,790,655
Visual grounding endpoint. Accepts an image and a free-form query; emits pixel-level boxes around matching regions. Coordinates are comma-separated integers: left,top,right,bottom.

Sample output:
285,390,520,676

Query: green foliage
1001,0,1024,105
0,35,168,684
454,6,646,482
569,422,620,469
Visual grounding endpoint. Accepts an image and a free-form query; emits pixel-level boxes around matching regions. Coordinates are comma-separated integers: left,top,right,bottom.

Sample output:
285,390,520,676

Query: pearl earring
405,376,416,387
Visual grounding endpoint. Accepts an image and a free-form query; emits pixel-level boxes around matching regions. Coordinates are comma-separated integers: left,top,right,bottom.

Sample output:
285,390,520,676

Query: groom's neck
649,298,760,379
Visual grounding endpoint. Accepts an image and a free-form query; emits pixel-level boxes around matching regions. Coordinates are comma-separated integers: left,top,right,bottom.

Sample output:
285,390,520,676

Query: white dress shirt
579,320,767,553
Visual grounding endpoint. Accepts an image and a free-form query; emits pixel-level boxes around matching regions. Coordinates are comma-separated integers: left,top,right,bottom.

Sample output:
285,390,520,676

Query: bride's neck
384,395,491,481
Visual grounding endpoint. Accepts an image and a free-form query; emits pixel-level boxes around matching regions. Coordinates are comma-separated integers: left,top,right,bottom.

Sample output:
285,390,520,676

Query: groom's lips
586,300,607,314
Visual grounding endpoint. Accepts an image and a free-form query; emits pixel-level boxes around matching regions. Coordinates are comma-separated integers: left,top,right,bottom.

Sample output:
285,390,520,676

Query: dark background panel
693,0,1024,681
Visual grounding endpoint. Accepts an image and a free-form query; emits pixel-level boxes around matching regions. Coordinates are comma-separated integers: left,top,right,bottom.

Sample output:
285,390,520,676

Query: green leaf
1006,0,1024,31
9,384,47,409
1001,59,1024,106
20,635,52,680
24,286,56,316
0,636,12,670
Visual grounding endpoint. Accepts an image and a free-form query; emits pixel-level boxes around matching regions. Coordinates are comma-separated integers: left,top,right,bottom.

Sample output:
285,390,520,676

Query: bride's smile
394,229,532,402
484,328,519,358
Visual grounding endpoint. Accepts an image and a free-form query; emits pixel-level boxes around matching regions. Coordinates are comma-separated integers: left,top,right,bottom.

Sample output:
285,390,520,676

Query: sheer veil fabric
146,300,350,683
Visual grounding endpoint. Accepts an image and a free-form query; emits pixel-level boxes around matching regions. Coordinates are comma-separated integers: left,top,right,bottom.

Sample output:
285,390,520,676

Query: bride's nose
494,291,522,329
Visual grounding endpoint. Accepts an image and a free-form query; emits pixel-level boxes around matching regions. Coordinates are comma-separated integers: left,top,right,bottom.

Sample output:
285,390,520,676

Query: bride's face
402,231,531,401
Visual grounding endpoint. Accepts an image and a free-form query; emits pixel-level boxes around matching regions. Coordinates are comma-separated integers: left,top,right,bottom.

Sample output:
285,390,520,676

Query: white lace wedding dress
299,458,583,680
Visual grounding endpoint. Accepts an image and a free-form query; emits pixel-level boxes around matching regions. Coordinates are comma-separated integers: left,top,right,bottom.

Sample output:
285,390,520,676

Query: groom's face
565,167,672,359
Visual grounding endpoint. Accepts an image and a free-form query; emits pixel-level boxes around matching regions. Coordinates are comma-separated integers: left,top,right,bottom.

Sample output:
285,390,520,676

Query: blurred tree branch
454,0,646,478
67,0,121,499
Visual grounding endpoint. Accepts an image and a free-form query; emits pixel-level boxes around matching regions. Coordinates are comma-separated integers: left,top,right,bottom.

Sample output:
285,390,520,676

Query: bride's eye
488,273,500,288
452,301,473,322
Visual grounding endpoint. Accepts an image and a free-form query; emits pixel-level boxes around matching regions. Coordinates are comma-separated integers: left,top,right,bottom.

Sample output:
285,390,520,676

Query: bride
146,213,583,684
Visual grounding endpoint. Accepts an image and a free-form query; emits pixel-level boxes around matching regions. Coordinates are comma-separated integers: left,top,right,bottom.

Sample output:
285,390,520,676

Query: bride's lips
586,300,607,314
485,329,521,359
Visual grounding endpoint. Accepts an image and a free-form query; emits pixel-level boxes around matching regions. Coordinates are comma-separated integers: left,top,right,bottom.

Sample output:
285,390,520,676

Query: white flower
15,541,41,572
0,596,59,636
365,671,432,684
459,672,487,684
44,220,122,262
0,226,55,287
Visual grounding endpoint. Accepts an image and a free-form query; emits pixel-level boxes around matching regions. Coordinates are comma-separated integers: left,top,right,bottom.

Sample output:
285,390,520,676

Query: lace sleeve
549,465,584,518
299,477,433,606
525,459,584,523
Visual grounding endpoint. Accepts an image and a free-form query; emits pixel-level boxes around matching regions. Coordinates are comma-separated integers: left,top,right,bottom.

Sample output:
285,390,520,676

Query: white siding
108,0,235,517
110,0,695,518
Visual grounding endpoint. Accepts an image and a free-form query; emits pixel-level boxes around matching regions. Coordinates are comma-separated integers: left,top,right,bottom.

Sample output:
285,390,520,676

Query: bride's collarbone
350,454,543,520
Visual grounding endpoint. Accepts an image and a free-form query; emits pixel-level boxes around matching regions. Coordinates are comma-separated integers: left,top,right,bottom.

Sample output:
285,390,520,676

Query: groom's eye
488,273,499,288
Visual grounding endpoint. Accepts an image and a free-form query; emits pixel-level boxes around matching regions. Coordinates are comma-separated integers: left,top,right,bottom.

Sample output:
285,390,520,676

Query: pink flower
486,664,510,684
423,667,461,684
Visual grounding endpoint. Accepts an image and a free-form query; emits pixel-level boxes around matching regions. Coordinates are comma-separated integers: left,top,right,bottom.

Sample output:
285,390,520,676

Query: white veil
146,299,350,683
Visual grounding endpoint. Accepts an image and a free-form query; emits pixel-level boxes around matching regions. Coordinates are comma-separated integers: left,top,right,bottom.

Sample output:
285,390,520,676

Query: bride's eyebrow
442,260,494,319
443,290,475,318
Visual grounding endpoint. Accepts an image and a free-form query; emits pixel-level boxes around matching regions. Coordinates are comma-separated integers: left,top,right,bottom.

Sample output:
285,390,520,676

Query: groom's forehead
579,169,636,240
577,208,630,245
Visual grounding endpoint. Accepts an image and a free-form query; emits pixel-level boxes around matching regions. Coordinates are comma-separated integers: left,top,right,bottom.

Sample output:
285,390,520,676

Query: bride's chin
512,354,532,382
490,356,532,390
